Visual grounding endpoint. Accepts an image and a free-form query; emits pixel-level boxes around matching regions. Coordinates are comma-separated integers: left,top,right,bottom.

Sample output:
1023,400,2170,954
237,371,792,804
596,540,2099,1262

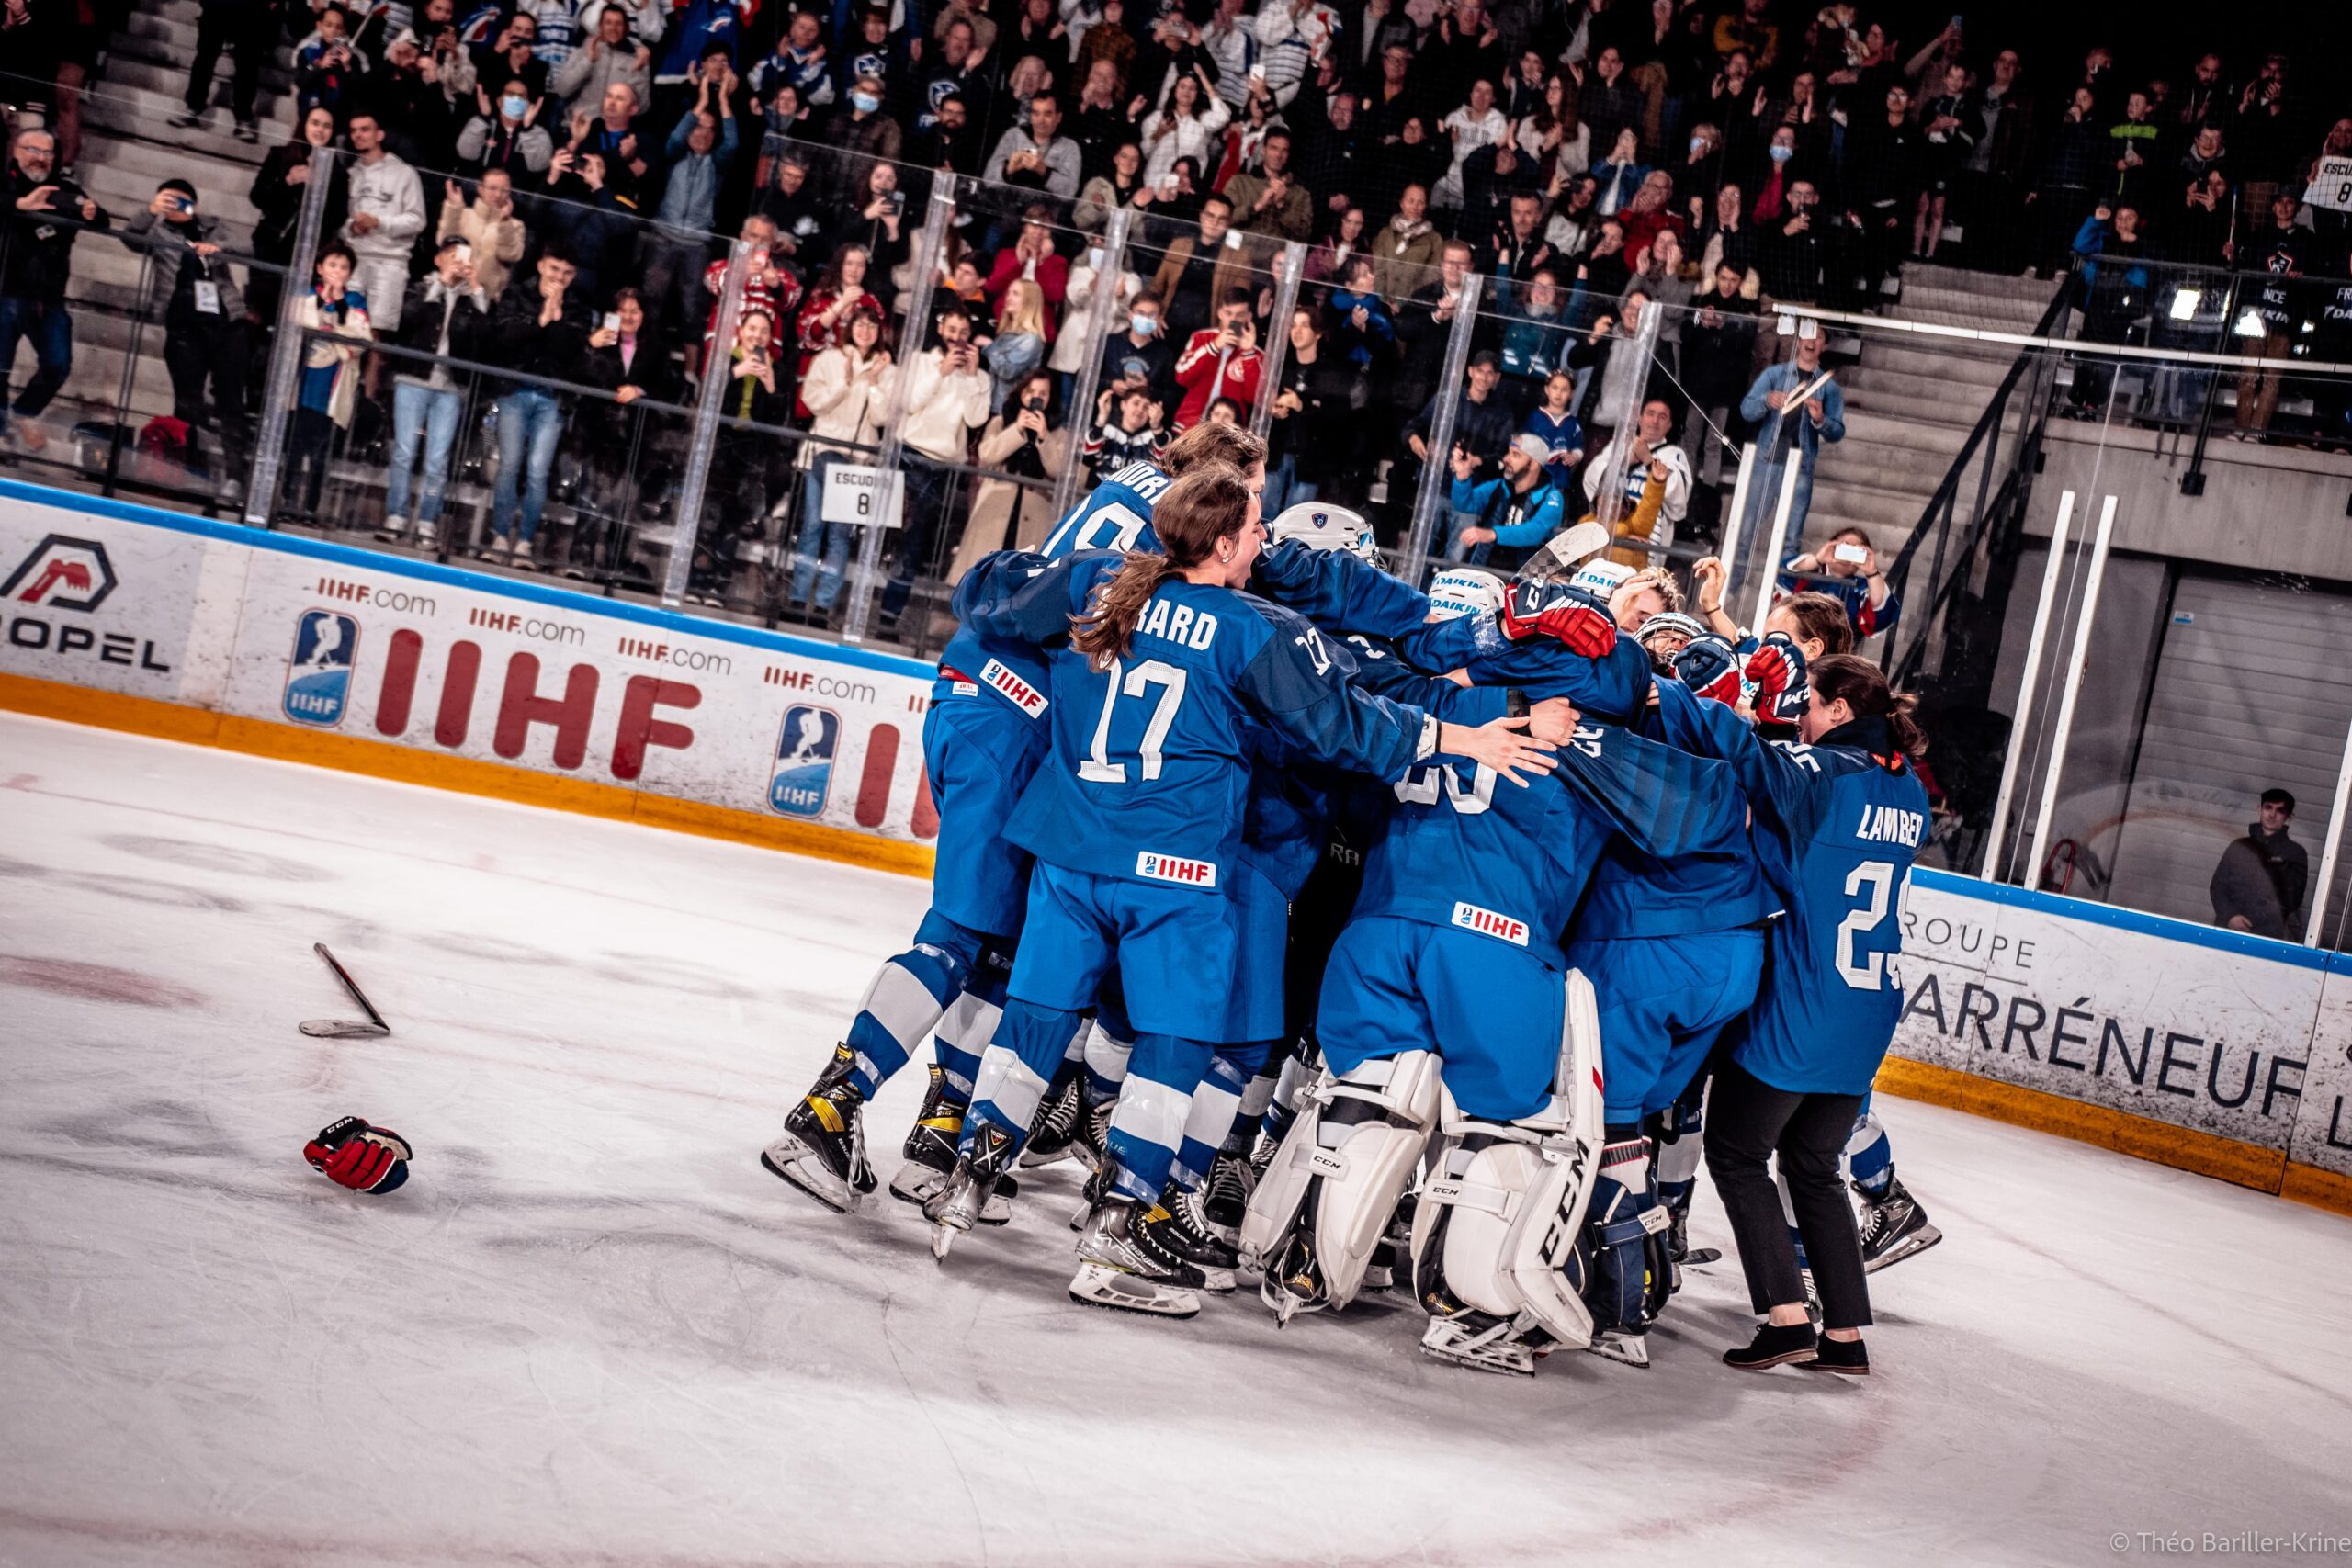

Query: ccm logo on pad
980,659,1047,717
1452,902,1530,946
1136,851,1217,888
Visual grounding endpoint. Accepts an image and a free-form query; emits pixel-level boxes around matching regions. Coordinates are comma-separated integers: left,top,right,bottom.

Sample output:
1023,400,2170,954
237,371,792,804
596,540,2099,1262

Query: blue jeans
492,389,562,542
791,452,854,610
0,295,74,421
1260,453,1320,518
387,381,463,524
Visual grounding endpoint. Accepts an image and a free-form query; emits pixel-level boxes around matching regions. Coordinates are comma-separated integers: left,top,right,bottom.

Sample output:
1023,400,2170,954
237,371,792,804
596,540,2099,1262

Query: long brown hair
1069,466,1251,669
1809,654,1926,758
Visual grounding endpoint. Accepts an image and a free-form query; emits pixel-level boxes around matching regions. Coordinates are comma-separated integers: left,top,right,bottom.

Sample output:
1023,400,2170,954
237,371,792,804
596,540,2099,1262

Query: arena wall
2,479,2345,1216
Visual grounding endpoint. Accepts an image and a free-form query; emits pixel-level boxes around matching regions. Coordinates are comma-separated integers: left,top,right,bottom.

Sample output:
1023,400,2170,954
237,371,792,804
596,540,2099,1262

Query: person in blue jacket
1650,650,1932,1376
1735,320,1844,574
1446,434,1568,571
932,467,1562,1317
761,421,1263,1215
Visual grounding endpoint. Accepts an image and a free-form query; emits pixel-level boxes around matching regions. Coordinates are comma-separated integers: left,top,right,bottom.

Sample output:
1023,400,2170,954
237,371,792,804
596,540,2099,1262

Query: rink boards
0,479,2346,1213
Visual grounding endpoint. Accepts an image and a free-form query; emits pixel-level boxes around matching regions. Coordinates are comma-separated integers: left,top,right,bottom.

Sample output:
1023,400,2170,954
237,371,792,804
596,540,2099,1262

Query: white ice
3,711,2349,1568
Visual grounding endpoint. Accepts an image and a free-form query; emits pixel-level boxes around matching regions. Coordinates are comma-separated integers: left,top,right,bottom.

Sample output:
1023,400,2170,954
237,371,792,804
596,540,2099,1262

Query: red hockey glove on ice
1498,581,1618,658
1672,636,1744,706
304,1117,413,1194
1743,632,1809,724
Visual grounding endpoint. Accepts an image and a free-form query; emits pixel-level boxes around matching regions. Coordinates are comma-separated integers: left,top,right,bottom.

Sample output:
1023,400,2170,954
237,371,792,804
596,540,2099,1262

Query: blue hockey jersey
1571,699,1779,942
1651,682,1931,1094
952,553,1439,894
1038,458,1171,556
1353,717,1743,967
1396,615,1656,723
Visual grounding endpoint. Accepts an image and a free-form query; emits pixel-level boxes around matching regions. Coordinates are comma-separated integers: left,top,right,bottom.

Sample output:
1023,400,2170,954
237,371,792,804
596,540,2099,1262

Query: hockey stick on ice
300,942,391,1039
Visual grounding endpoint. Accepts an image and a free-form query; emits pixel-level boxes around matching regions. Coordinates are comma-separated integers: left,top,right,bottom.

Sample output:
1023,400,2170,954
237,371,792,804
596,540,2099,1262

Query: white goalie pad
1238,1051,1442,1310
1408,969,1608,1351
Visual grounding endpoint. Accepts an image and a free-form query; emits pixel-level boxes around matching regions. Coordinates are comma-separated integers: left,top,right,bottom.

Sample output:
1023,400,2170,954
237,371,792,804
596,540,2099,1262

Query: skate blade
1193,1264,1238,1294
1068,1261,1200,1318
1586,1332,1652,1368
930,1224,958,1261
1865,1223,1943,1274
761,1144,860,1215
1419,1330,1535,1376
1018,1141,1074,1170
300,1019,390,1039
889,1162,946,1206
1261,1278,1325,1326
1068,1201,1090,1232
1681,1247,1723,1266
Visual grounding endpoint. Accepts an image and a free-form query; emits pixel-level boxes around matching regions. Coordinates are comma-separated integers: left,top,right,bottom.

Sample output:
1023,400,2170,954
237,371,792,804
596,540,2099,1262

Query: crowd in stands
3,0,2349,637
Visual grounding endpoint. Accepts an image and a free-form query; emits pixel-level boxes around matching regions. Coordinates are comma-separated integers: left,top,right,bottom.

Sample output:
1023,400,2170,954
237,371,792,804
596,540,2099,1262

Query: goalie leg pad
1238,1050,1442,1310
1408,1100,1599,1352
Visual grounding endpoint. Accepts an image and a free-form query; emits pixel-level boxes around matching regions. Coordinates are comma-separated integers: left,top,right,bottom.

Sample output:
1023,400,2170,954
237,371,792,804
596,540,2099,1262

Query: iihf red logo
1450,901,1529,946
980,658,1047,718
0,535,117,612
1136,851,1217,888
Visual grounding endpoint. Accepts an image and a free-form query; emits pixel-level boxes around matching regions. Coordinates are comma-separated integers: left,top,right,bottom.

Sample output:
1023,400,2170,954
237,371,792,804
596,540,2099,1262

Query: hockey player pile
762,421,1943,1378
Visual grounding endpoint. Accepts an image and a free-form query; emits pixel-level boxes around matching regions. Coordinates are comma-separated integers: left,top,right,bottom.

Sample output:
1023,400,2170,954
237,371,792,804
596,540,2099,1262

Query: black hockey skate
761,1045,877,1213
1668,1210,1721,1268
922,1122,1017,1260
1147,1182,1238,1289
888,1065,1020,1224
1858,1178,1943,1273
1199,1148,1256,1247
1020,1061,1087,1169
1069,1195,1208,1317
1073,1092,1113,1175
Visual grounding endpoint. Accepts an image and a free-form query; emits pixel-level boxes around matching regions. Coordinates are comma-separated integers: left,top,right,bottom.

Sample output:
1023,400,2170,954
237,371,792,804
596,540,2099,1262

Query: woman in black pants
1650,651,1931,1374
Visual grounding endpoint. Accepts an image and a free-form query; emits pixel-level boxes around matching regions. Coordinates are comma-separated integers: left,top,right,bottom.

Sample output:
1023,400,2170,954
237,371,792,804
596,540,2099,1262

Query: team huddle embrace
763,420,1941,1378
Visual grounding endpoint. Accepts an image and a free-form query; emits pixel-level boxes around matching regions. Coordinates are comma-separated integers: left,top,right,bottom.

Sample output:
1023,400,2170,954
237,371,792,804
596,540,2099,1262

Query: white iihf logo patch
283,610,359,728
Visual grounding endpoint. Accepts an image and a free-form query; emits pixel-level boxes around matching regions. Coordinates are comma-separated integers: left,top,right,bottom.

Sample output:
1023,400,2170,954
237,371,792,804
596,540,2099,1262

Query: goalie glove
1743,632,1809,724
1672,636,1744,706
1498,580,1618,658
304,1116,413,1194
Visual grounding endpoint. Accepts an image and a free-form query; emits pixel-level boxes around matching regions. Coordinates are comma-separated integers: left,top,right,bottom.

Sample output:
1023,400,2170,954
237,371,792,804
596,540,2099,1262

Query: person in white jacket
881,307,992,631
341,113,426,333
791,307,896,619
1139,66,1232,188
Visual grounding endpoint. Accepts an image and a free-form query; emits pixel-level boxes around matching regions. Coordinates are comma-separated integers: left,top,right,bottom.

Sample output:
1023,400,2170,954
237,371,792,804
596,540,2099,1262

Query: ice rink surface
3,712,2349,1568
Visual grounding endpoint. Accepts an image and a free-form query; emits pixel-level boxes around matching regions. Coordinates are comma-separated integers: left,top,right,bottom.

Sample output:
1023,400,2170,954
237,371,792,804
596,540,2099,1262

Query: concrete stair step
1840,384,2030,430
1905,263,2064,307
101,56,301,117
85,96,282,174
1849,342,2012,388
1804,475,1936,531
1838,408,1976,457
1893,283,2055,330
1837,362,2008,409
105,18,298,88
86,79,300,141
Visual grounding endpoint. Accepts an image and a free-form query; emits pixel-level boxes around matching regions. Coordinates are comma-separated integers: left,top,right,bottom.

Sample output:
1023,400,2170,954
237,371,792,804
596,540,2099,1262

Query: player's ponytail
1809,653,1928,758
1069,466,1252,670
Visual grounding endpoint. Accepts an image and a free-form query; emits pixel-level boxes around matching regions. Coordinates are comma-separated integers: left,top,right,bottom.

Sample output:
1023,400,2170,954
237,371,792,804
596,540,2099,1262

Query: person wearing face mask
127,180,249,503
1102,291,1176,406
457,78,557,179
818,73,904,208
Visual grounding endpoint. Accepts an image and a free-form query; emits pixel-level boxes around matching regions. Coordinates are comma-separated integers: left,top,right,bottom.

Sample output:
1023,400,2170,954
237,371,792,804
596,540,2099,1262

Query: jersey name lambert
979,658,1048,717
1137,851,1219,888
1136,597,1219,650
1854,804,1925,847
1451,901,1530,946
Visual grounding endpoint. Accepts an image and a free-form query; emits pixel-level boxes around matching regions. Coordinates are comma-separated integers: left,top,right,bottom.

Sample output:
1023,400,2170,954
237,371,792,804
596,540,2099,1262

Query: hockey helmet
1269,502,1383,566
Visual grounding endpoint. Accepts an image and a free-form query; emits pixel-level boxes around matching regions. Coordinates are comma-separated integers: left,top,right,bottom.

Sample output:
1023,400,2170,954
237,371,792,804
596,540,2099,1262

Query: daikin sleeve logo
1,535,117,612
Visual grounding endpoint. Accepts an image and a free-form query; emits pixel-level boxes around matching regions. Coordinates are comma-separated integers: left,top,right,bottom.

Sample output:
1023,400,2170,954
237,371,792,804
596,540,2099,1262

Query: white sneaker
377,514,413,541
417,520,440,549
488,533,514,558
513,538,537,570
